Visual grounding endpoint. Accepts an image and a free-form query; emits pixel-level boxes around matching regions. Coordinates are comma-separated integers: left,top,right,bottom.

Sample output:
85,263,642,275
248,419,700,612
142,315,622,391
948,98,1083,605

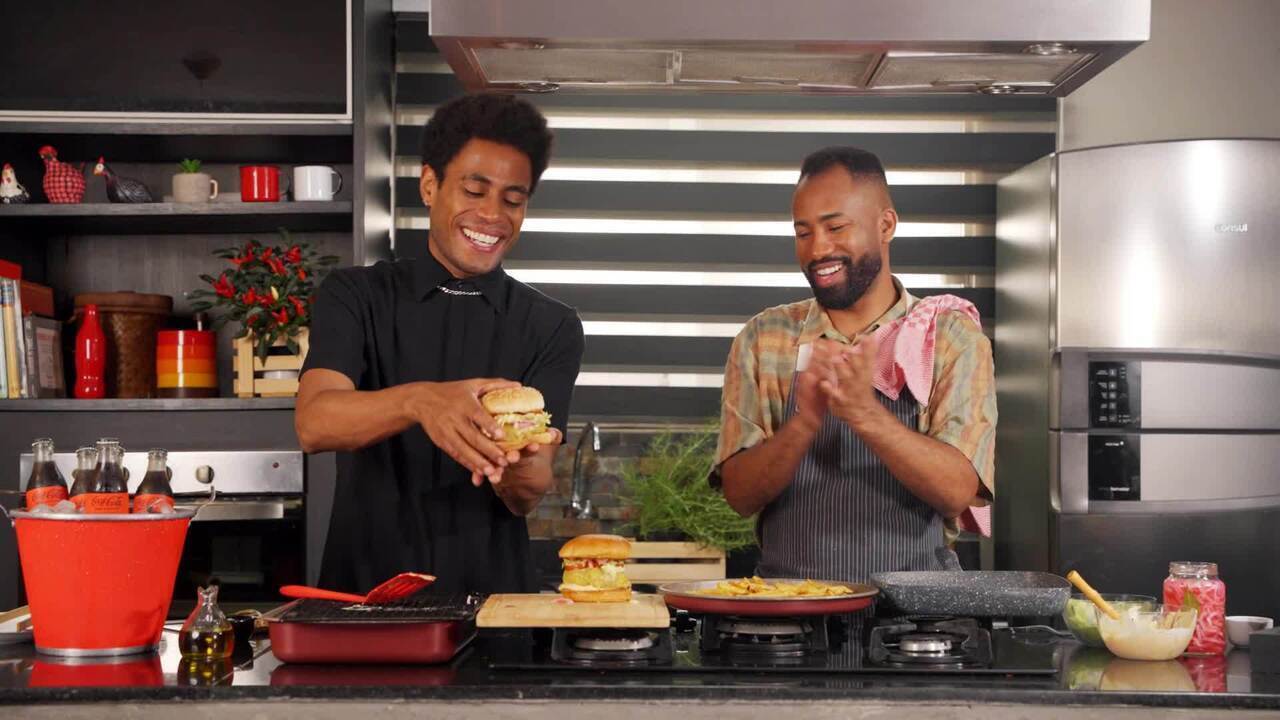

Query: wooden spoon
280,572,436,605
1066,570,1120,620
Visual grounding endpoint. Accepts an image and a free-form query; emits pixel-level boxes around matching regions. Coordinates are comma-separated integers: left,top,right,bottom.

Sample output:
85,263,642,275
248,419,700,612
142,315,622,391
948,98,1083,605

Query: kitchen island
2,624,1279,719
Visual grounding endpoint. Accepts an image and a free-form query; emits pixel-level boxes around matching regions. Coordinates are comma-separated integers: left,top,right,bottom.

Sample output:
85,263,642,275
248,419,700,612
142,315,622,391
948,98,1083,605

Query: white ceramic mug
292,166,343,201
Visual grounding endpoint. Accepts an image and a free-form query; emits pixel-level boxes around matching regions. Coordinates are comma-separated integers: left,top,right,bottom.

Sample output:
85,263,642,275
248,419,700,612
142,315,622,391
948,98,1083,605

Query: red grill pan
659,579,878,617
267,595,480,664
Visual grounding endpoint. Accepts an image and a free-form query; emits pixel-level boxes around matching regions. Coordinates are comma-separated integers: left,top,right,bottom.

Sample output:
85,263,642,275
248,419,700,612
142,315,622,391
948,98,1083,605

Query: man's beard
804,253,882,310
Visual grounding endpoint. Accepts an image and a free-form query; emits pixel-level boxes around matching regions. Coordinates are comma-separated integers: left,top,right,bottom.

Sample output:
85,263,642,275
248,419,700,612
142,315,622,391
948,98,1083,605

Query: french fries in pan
694,576,854,598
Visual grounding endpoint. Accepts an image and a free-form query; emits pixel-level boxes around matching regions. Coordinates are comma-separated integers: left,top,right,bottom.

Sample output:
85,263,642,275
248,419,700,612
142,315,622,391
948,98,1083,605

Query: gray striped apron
756,375,947,583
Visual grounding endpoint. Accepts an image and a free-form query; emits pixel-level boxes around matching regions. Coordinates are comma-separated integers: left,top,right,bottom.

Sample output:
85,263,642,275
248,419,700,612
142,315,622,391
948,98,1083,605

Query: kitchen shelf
0,398,296,412
0,202,353,234
0,121,353,136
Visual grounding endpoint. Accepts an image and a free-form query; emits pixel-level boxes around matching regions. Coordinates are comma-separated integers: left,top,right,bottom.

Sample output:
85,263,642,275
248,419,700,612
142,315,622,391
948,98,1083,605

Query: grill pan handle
280,585,366,603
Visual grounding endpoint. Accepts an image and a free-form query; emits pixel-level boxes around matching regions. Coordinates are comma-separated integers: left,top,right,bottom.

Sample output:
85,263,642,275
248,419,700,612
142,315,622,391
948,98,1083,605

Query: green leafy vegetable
620,425,757,552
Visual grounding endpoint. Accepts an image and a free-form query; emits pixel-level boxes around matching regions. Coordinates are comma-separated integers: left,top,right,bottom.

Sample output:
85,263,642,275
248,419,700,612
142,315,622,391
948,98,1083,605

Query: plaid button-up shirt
714,278,996,541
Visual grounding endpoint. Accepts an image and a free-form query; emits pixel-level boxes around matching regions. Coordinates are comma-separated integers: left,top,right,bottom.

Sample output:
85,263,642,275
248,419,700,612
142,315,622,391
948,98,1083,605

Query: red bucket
10,508,194,656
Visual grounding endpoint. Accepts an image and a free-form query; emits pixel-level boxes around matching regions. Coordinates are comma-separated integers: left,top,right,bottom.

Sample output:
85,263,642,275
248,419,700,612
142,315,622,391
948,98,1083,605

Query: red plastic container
10,508,194,656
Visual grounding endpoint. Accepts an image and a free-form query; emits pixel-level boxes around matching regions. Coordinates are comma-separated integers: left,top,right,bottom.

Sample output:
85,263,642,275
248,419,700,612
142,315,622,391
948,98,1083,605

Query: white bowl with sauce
1096,604,1197,661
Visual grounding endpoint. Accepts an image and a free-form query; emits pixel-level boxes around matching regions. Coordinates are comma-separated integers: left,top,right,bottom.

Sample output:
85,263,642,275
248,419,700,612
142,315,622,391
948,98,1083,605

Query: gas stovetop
490,613,1060,676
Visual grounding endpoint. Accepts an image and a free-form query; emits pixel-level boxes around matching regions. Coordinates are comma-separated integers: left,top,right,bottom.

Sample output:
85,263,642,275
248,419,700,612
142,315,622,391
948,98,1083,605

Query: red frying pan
659,579,878,616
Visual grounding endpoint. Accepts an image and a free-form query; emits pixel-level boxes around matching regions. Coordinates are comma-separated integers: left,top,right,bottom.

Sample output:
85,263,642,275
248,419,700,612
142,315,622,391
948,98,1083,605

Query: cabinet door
0,0,348,117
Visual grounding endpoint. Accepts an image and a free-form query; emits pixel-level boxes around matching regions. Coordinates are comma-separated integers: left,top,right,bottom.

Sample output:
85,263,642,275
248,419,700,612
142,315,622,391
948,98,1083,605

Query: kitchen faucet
569,421,601,519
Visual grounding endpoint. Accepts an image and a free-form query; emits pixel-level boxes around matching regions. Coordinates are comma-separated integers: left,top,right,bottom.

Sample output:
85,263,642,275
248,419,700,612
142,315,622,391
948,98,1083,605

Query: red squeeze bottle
74,304,106,399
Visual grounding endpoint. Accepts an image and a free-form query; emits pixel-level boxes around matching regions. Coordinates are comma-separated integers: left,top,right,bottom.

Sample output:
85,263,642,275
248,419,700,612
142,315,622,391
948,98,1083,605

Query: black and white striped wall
393,16,1055,423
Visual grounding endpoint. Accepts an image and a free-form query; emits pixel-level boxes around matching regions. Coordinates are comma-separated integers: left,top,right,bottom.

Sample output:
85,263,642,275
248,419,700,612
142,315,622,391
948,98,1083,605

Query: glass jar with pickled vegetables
1164,561,1226,656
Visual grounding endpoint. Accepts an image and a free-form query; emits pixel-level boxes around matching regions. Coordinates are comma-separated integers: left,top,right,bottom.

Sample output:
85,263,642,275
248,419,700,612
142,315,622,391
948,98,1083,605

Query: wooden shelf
0,201,353,234
0,398,295,412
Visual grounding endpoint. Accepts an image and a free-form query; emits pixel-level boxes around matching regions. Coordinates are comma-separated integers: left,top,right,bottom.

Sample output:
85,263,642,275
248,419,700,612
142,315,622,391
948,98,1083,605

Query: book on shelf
1,278,32,398
23,314,65,398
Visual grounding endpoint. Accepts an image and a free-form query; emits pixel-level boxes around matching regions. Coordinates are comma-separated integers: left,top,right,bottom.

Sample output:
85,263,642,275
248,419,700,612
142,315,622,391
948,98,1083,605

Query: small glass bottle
133,448,175,513
82,439,129,514
179,585,234,659
1164,561,1227,656
25,438,68,510
68,446,98,509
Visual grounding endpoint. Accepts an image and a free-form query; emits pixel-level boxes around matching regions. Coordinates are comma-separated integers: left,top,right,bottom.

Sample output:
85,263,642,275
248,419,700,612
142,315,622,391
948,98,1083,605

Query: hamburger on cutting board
558,534,632,602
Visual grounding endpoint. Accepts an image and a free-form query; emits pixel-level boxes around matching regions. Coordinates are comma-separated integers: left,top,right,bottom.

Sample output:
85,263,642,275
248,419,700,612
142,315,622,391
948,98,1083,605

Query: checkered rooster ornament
0,163,30,204
39,145,86,203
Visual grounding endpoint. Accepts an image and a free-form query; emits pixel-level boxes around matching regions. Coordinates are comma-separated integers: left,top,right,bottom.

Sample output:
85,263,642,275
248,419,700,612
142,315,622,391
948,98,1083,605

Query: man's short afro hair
420,94,554,193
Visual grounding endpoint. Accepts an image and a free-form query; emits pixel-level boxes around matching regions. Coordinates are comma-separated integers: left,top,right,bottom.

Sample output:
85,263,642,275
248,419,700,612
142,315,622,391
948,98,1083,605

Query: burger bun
497,430,556,452
481,386,545,414
559,534,632,560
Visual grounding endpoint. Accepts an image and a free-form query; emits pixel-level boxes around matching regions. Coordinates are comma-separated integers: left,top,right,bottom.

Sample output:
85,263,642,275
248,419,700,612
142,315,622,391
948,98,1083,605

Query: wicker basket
73,292,174,399
233,328,309,398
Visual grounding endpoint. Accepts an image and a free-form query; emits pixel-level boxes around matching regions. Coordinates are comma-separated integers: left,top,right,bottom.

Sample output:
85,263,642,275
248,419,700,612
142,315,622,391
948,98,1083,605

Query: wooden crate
625,540,726,585
233,328,309,398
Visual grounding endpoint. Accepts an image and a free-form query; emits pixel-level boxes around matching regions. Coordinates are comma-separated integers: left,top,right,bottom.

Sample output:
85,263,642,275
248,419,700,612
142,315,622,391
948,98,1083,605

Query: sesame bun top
481,386,545,414
558,534,632,560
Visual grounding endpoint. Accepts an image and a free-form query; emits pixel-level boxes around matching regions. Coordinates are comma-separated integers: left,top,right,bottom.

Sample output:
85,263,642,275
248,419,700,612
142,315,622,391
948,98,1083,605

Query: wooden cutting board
477,592,670,628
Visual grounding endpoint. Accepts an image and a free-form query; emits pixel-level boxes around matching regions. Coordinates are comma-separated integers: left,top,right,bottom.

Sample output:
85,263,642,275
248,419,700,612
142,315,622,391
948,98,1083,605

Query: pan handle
935,546,963,571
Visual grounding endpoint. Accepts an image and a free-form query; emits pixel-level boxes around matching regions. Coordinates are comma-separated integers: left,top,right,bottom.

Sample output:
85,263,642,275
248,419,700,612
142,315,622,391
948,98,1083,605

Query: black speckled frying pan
870,570,1071,617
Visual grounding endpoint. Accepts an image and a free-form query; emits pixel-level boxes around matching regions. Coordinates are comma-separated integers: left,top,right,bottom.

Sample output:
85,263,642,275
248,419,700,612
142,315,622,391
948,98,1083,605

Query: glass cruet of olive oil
179,585,234,659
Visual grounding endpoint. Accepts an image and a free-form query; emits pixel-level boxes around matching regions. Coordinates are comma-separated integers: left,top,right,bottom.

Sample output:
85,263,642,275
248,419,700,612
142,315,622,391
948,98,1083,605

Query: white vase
172,173,218,203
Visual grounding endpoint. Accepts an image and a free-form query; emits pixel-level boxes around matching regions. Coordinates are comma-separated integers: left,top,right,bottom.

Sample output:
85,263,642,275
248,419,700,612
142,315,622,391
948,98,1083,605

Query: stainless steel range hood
430,0,1149,96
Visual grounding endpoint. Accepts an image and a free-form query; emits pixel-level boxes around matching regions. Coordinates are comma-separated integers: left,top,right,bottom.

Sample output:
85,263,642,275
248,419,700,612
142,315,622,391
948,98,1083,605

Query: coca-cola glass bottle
25,438,68,510
133,449,175,513
83,439,129,514
68,446,98,509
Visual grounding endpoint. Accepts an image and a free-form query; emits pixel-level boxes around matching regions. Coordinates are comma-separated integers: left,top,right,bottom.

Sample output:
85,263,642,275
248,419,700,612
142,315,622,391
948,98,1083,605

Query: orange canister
156,330,217,398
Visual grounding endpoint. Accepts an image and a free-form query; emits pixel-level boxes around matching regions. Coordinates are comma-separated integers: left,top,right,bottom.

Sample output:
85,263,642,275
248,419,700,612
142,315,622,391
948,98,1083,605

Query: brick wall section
527,428,673,539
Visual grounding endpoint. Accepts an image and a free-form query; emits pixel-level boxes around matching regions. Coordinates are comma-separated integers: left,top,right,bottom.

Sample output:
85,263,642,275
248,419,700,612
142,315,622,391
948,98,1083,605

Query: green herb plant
178,159,203,174
620,425,757,552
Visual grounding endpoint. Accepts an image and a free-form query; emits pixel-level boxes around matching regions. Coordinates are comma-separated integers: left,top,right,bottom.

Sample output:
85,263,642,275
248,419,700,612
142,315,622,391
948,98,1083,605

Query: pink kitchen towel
870,294,992,537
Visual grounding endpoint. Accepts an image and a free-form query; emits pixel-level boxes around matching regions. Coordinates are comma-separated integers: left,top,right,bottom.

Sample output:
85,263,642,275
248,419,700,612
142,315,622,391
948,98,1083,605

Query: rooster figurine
0,163,30,204
93,156,155,203
39,146,86,204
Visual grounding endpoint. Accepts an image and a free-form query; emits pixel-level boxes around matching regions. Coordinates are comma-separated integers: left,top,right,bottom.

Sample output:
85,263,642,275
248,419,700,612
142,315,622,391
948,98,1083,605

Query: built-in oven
18,450,305,617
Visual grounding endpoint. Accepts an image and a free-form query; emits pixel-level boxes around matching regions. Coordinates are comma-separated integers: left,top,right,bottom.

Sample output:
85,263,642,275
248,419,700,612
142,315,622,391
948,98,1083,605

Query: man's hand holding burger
475,387,563,505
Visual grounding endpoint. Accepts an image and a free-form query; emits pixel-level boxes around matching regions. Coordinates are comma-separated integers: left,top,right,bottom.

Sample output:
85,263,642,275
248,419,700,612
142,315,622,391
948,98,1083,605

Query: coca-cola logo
80,493,129,513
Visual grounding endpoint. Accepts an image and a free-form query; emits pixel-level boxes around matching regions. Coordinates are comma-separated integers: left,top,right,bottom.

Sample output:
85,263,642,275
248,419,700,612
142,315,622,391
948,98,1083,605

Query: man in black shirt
296,95,584,594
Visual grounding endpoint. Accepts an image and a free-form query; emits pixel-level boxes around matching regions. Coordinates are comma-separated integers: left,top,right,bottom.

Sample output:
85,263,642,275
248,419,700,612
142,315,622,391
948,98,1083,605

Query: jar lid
1169,561,1218,577
74,291,173,315
157,329,216,346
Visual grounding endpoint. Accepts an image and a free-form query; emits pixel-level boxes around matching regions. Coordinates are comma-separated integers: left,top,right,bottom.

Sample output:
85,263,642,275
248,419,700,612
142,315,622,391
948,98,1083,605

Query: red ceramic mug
239,165,289,202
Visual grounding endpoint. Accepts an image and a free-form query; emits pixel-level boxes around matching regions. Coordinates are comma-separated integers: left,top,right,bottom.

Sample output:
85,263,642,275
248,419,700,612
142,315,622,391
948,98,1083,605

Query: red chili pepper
267,257,287,275
284,246,302,264
271,307,290,325
261,247,274,260
240,288,257,306
213,274,235,298
258,294,274,309
297,268,307,280
289,296,306,317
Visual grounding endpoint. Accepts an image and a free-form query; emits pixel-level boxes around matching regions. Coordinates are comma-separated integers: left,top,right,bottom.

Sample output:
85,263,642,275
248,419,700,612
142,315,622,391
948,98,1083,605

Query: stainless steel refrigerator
994,139,1280,618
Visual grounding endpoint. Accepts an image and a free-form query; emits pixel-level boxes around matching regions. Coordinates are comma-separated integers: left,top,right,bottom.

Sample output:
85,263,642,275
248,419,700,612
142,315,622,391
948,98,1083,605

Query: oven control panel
1089,361,1141,428
1088,434,1140,501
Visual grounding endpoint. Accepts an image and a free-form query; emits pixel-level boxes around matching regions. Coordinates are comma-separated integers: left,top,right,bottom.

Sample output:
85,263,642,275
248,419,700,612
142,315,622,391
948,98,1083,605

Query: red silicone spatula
280,572,436,604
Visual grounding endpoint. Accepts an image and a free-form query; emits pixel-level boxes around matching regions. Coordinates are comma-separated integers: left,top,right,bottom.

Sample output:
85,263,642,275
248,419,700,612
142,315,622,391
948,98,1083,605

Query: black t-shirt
302,253,584,594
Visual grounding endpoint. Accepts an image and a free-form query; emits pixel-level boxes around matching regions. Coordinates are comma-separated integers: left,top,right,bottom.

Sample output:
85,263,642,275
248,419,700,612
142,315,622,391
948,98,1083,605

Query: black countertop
2,622,1280,709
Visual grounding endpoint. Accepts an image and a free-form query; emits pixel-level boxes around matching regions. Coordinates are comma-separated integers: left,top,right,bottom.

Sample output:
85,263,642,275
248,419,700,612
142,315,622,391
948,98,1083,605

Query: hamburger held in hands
481,386,555,451
559,534,632,602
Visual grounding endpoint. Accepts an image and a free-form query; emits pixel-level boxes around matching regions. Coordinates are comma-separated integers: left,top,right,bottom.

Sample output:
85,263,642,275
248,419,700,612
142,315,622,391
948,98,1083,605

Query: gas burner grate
551,628,673,667
700,615,831,656
279,593,483,623
867,616,993,668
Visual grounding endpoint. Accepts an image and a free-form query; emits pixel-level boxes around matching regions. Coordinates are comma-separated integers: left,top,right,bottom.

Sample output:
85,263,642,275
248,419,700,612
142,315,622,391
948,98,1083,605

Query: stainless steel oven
18,450,305,617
